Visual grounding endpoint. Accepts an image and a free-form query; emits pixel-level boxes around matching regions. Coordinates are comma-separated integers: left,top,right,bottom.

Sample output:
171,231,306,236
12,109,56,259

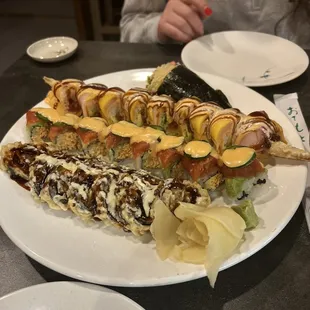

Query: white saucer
27,36,78,63
181,31,309,87
0,282,144,310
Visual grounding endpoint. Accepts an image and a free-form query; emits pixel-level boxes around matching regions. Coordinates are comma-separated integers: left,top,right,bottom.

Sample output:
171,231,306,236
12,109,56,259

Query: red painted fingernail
204,7,213,16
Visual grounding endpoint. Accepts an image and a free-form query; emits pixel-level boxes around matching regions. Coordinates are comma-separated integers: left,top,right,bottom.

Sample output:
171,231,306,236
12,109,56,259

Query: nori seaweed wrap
147,62,231,109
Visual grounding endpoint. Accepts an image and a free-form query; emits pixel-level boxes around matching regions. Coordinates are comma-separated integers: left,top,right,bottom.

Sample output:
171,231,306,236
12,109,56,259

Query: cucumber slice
77,127,91,133
108,149,115,162
180,125,193,142
53,122,71,127
29,126,49,143
28,124,44,138
162,160,180,179
36,112,50,123
232,199,259,230
141,151,161,170
129,100,146,127
221,147,256,168
27,123,44,130
184,141,212,159
159,114,168,130
150,125,164,131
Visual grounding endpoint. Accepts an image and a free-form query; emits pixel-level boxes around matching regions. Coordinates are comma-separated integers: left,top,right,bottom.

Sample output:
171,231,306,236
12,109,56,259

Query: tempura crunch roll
1,142,211,235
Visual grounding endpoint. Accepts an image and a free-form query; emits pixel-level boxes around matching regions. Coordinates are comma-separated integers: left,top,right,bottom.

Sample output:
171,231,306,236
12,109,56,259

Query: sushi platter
0,64,307,287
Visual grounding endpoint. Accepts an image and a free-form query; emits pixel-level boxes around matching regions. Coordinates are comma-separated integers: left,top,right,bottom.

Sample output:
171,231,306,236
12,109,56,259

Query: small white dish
182,31,309,87
27,36,78,63
0,282,144,310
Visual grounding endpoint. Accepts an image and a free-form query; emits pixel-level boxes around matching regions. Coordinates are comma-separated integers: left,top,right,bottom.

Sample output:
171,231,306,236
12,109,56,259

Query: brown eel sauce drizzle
9,173,30,191
5,144,47,190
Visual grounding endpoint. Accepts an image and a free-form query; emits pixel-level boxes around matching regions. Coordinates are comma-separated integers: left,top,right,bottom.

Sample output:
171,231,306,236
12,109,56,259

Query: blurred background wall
0,0,125,73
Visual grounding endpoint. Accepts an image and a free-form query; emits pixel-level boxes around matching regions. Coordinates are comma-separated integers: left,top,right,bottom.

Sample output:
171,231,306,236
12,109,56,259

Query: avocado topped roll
102,121,144,162
173,98,200,141
146,62,231,109
146,95,175,132
77,83,108,117
220,146,267,201
122,88,151,126
76,117,107,157
181,141,222,190
26,108,60,144
48,113,80,151
98,87,125,125
43,77,84,116
155,135,184,178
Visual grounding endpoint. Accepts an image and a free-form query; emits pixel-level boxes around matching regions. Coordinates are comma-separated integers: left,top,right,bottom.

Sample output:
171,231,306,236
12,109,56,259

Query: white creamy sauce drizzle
28,151,204,234
133,176,154,217
71,183,88,200
37,154,78,173
106,178,117,217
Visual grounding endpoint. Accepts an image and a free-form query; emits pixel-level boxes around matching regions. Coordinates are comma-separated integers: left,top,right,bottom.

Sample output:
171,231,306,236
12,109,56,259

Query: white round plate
27,36,78,63
181,31,309,86
0,282,144,310
0,69,307,287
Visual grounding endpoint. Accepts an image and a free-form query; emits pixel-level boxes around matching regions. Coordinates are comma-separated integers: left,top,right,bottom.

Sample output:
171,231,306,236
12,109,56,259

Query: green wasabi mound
232,200,259,230
225,178,246,199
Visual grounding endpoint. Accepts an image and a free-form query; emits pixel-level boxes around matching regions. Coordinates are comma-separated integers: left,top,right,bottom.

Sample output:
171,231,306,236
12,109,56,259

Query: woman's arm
120,0,166,43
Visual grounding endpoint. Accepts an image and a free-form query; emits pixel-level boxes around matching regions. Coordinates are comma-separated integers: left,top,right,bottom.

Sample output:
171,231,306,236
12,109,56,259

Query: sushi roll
33,160,73,211
146,62,231,109
180,141,223,190
233,111,286,152
232,111,310,161
98,87,125,125
76,117,107,157
43,77,84,116
146,95,175,131
220,146,267,201
0,143,211,236
173,98,200,141
77,83,108,117
130,127,165,170
122,88,151,126
48,113,80,151
189,102,222,141
0,142,47,182
91,166,162,233
208,108,242,154
155,135,184,178
101,121,144,162
26,108,59,144
160,179,211,211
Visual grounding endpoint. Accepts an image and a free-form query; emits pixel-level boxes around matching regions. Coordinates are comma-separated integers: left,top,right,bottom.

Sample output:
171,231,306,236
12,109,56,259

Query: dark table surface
1,42,310,310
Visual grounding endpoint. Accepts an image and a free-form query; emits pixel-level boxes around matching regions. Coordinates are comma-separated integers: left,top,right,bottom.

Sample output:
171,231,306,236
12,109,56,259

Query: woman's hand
158,0,206,43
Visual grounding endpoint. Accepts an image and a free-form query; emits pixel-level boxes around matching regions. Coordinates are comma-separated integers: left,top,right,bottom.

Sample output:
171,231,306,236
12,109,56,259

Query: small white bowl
27,36,78,63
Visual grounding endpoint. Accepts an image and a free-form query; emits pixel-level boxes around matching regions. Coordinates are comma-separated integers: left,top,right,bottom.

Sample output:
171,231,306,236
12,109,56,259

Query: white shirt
120,0,310,49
